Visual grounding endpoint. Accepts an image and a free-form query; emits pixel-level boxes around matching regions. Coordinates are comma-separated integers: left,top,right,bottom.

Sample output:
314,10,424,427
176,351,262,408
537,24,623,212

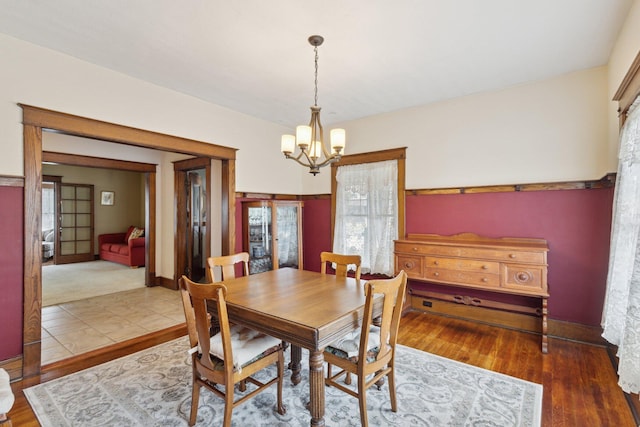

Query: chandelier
280,35,345,175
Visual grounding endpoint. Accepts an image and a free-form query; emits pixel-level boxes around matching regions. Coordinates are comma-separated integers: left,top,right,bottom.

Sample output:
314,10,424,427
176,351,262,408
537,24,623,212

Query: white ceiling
0,1,633,128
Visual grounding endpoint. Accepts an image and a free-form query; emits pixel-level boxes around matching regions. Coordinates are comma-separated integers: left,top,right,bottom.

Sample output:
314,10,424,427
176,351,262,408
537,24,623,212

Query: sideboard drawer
452,247,545,264
502,264,547,295
396,255,423,278
424,268,500,288
396,242,545,264
424,257,500,274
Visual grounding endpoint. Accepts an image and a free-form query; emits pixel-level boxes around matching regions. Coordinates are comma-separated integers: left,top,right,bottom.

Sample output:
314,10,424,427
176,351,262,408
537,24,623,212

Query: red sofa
98,226,145,267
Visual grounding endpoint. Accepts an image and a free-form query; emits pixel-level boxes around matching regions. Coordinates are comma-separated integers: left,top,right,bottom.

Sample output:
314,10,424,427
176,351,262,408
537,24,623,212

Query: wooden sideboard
394,233,550,352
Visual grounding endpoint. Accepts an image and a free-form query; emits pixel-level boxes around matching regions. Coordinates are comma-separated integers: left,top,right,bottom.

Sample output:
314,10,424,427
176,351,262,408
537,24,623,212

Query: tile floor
41,286,185,365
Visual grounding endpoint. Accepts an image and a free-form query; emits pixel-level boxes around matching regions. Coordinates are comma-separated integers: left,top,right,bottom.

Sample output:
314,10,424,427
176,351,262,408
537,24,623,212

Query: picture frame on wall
101,191,115,206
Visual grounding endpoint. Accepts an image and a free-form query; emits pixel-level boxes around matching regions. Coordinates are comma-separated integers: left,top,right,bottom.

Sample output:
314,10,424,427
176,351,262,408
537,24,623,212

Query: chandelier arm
284,150,317,169
312,155,341,169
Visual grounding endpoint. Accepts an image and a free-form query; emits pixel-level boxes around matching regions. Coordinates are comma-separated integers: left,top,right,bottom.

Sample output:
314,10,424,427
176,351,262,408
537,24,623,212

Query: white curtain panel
333,160,398,276
602,96,640,395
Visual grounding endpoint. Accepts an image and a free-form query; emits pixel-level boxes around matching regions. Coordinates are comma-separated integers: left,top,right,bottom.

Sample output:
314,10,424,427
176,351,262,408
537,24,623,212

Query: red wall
302,198,332,272
240,187,613,327
405,188,614,326
0,186,24,360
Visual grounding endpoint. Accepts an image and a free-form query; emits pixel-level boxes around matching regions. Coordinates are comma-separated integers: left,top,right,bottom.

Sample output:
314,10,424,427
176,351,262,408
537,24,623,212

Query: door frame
22,104,237,377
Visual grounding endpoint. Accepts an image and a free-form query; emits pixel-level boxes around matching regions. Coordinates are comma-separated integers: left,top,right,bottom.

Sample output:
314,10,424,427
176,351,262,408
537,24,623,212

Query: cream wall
302,66,610,192
0,33,301,194
3,30,627,195
302,1,640,194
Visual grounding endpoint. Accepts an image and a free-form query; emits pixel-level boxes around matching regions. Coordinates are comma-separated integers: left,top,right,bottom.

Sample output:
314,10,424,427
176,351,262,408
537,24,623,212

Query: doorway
22,104,237,377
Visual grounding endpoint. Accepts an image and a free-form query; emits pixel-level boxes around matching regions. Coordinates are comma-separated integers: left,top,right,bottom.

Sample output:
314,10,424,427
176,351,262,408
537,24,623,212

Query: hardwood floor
7,311,636,426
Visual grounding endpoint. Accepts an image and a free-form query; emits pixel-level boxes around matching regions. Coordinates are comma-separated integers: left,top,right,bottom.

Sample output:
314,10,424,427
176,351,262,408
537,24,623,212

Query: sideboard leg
541,297,548,354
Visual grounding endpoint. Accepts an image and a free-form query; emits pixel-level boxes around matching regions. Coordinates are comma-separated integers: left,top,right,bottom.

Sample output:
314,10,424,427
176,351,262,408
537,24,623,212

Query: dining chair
179,275,285,426
320,251,363,385
324,270,407,427
320,251,362,281
207,252,250,283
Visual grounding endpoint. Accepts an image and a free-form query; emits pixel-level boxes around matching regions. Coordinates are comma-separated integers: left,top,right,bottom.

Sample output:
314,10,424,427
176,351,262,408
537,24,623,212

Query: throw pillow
125,225,136,241
128,227,144,240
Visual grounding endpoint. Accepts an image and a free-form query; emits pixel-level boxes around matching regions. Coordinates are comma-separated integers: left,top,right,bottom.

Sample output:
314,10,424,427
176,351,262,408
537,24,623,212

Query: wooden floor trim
40,324,187,381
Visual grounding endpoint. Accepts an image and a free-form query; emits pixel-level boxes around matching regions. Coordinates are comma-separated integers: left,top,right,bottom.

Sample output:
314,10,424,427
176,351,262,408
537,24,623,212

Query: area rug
43,260,145,306
25,337,542,426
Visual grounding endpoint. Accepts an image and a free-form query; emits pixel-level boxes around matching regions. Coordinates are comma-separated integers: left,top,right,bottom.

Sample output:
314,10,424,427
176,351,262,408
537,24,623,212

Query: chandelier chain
280,35,344,175
314,45,319,107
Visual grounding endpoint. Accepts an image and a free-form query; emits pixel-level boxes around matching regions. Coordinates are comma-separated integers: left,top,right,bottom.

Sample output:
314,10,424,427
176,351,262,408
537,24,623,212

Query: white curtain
602,96,640,395
333,160,397,276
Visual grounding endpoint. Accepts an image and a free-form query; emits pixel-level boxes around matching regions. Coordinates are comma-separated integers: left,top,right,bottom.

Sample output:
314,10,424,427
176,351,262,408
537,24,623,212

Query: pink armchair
98,226,145,267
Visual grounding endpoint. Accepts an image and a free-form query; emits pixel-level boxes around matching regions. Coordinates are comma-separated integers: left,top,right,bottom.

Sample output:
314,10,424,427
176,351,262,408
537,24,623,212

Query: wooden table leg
309,349,325,427
289,345,302,385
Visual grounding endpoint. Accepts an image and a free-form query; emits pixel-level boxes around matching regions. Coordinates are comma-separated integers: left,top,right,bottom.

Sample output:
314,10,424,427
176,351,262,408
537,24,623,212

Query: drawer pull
482,265,488,270
481,277,488,282
434,260,439,265
403,261,415,269
412,247,418,251
433,272,439,277
516,272,531,282
509,253,516,259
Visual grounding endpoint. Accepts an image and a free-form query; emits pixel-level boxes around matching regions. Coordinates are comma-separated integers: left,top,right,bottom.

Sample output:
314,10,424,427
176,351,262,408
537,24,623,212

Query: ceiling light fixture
280,35,345,175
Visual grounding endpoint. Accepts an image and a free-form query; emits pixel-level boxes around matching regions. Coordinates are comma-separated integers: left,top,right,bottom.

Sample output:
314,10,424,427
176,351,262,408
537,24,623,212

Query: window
331,148,406,276
42,182,56,231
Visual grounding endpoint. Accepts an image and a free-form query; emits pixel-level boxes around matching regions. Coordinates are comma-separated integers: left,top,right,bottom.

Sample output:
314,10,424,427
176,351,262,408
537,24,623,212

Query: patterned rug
25,337,542,426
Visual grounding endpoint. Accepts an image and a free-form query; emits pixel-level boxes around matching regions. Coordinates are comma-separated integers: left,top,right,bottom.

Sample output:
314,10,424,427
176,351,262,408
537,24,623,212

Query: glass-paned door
57,183,94,264
276,204,300,269
247,203,273,274
243,201,303,274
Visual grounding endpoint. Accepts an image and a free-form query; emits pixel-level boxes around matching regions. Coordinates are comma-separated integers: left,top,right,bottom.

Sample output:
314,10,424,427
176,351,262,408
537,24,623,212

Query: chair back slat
179,280,199,349
361,270,407,362
320,251,362,281
207,252,250,282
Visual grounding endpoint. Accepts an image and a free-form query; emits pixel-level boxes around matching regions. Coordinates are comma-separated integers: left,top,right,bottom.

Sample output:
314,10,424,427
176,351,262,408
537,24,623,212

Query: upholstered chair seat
325,325,381,363
190,324,281,373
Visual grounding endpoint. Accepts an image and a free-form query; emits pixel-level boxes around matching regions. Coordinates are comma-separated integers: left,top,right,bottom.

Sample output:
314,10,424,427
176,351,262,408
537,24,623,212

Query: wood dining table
220,267,367,427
